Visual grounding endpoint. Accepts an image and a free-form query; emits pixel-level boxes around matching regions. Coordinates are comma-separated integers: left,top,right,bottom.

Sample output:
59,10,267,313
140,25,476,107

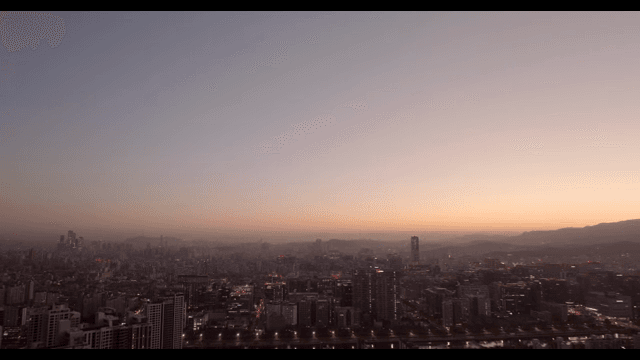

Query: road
185,326,637,348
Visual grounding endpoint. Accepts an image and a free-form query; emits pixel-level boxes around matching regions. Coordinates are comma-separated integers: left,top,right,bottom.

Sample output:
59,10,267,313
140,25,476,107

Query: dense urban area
2,230,640,349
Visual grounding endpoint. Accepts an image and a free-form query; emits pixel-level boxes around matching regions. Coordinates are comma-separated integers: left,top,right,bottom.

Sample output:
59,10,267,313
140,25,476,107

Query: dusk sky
1,12,639,240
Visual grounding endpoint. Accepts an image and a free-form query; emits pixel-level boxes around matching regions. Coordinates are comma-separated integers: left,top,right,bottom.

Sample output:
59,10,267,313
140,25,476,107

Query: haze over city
4,11,640,351
1,12,639,243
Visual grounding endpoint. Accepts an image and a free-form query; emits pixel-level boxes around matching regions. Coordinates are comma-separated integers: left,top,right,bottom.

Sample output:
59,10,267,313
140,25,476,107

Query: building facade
410,237,419,265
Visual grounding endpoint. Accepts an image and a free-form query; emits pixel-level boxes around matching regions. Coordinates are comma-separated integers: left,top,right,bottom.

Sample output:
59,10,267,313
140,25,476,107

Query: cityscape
3,224,640,349
2,12,640,349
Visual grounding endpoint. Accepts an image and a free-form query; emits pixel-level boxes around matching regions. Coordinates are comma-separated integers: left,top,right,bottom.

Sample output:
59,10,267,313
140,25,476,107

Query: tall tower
67,230,76,246
375,270,399,322
411,236,420,265
145,294,185,349
353,268,377,322
353,268,400,323
162,294,185,349
145,302,163,349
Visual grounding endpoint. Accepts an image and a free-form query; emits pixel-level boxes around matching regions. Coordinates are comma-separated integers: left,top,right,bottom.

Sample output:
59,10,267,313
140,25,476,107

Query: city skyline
2,12,640,239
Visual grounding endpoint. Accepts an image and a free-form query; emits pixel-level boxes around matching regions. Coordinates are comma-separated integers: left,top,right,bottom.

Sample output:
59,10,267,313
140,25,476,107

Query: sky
1,12,639,241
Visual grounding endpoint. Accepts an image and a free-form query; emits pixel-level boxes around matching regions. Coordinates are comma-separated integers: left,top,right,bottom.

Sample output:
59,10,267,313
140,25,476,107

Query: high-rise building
424,287,455,319
161,295,184,349
145,302,162,349
64,320,152,349
297,298,314,327
281,302,298,327
335,306,354,328
266,301,298,330
19,306,29,326
27,304,81,348
443,298,470,327
375,270,400,322
457,284,491,317
336,280,352,307
353,268,377,322
144,294,185,349
25,280,35,304
265,282,287,302
5,284,26,305
353,268,400,323
411,236,420,265
316,298,330,327
67,230,76,246
178,275,208,309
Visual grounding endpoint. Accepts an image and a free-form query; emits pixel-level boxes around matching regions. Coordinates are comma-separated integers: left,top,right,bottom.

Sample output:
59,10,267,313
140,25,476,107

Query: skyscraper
336,280,353,307
161,295,184,349
178,275,208,309
316,298,330,327
411,236,420,265
25,280,35,303
145,302,163,349
353,268,377,323
144,294,185,349
297,297,314,327
353,268,400,324
67,230,76,247
375,270,400,322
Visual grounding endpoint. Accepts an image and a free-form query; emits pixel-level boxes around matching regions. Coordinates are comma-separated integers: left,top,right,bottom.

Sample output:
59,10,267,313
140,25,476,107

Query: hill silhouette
512,219,640,246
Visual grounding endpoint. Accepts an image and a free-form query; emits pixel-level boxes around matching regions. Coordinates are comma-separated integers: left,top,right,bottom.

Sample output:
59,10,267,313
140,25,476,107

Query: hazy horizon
4,219,639,244
2,12,639,240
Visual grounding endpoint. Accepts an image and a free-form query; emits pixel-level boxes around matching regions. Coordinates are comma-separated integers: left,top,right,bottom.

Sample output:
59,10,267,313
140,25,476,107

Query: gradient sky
1,12,639,239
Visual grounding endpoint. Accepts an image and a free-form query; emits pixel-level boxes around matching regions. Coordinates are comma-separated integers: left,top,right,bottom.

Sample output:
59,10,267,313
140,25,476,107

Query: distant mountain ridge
510,219,640,246
415,220,640,258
